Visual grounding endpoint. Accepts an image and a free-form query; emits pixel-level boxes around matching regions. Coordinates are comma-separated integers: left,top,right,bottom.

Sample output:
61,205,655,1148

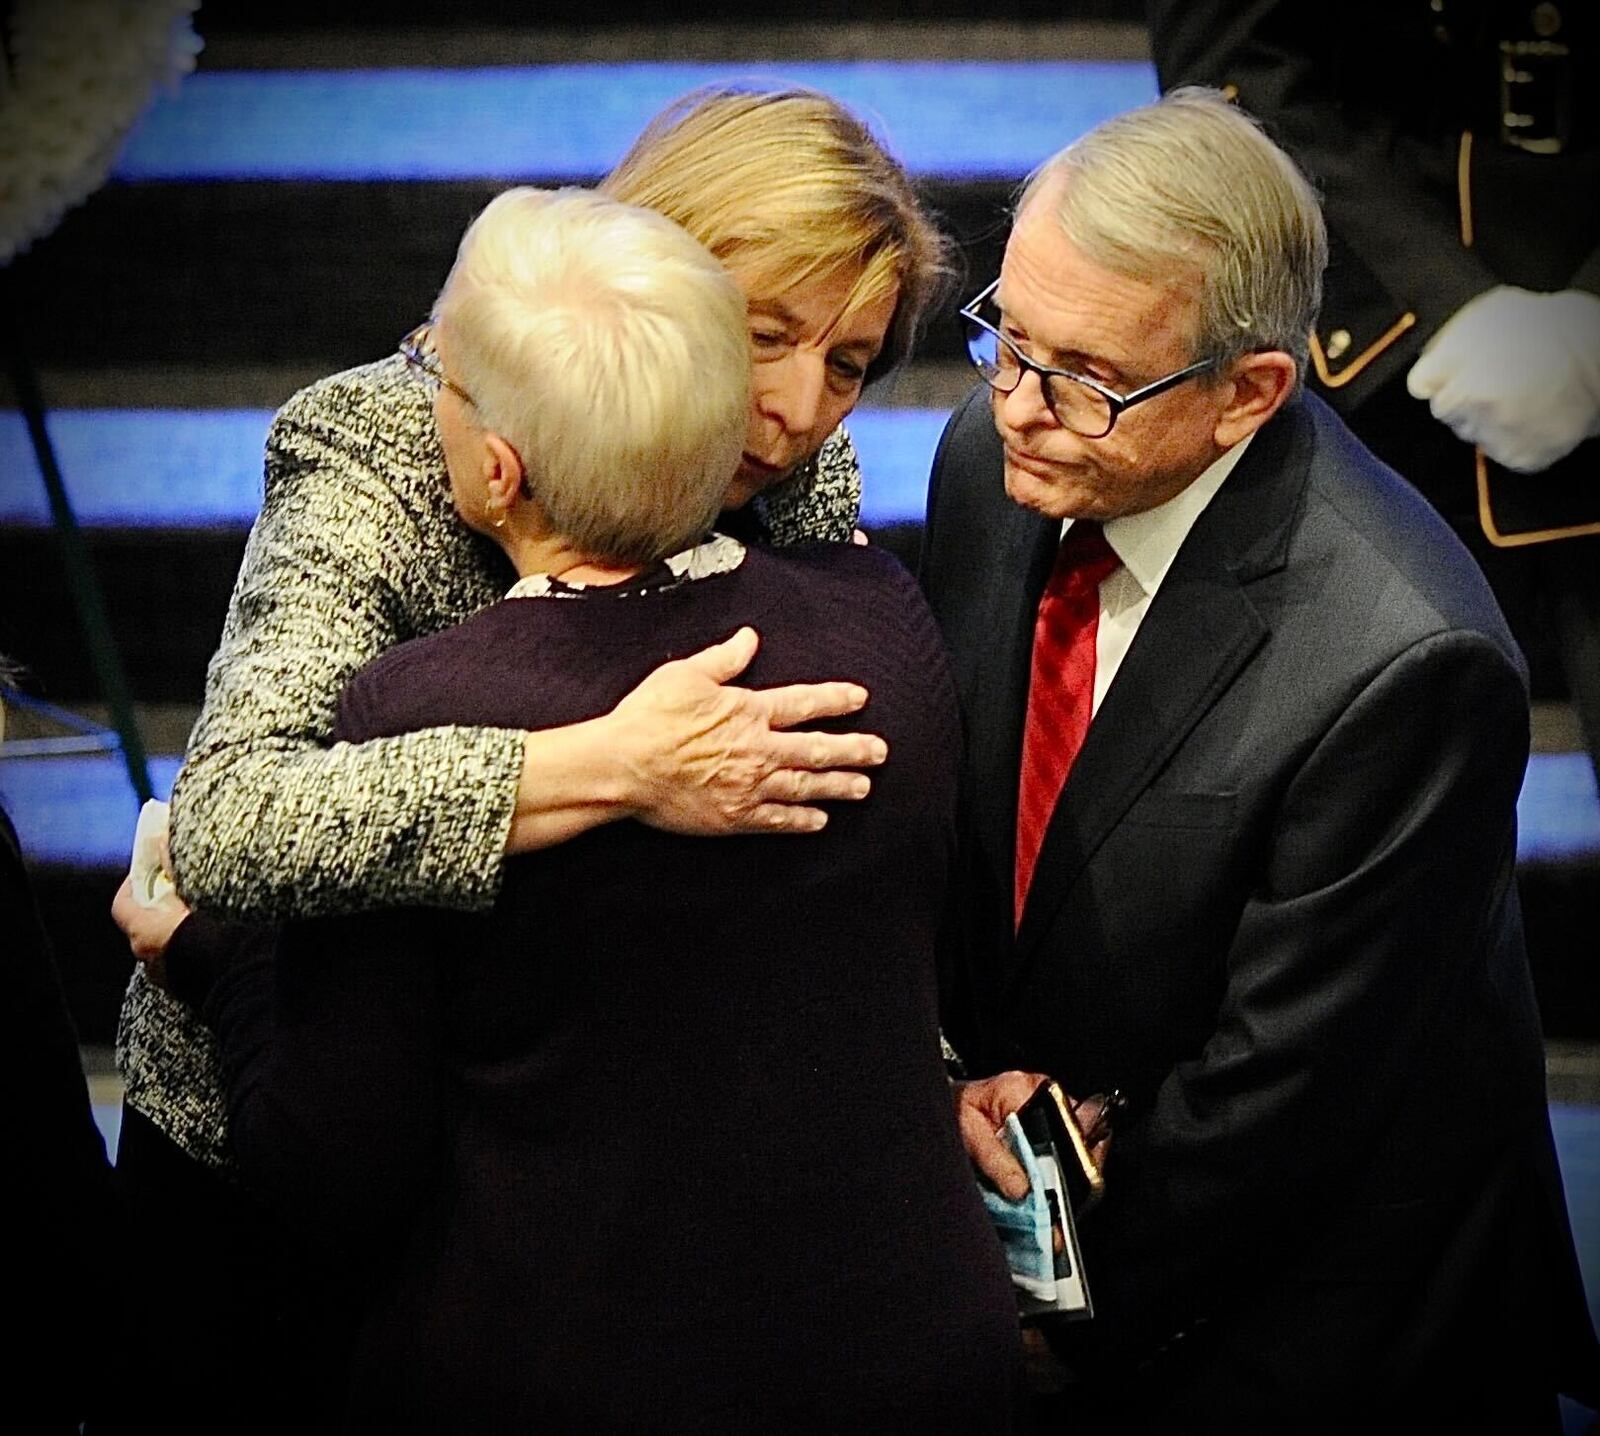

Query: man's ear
1214,350,1298,448
482,432,526,511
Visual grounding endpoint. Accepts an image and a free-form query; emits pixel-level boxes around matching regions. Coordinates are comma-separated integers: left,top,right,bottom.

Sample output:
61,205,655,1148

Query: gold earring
487,502,508,531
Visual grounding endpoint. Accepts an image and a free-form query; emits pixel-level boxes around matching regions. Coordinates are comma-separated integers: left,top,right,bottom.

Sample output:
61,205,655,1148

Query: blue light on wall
114,62,1157,182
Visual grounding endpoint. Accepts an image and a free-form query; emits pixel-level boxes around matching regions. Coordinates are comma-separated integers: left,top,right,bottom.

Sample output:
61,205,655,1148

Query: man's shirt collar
1064,433,1255,599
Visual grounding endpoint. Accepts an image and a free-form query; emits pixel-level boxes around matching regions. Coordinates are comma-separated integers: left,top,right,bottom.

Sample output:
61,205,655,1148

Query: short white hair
1021,87,1327,377
435,187,750,564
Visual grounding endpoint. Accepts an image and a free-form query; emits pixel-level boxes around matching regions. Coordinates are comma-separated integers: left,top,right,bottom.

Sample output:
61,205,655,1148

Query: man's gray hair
436,187,749,564
1020,87,1327,377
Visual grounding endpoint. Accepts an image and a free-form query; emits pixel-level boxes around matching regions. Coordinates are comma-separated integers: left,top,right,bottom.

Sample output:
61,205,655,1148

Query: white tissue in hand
129,799,176,908
1406,286,1600,473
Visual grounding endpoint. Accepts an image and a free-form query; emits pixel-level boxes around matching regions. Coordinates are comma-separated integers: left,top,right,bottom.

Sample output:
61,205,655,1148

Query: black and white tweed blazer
119,354,865,1166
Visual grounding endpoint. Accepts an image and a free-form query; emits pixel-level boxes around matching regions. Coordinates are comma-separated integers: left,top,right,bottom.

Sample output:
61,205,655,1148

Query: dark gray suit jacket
923,385,1597,1424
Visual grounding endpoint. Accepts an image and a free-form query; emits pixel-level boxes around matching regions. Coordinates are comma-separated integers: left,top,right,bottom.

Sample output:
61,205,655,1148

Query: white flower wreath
0,0,202,266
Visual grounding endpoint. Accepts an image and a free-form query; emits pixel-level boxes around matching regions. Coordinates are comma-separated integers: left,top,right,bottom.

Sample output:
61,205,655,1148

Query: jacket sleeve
169,371,862,926
167,362,525,924
1147,0,1500,401
1077,627,1533,1354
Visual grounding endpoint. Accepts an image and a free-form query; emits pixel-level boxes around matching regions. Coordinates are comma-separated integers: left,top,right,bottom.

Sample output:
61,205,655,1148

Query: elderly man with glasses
923,88,1597,1430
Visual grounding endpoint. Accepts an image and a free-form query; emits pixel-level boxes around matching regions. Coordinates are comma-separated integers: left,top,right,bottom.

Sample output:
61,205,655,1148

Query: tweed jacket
119,354,864,1168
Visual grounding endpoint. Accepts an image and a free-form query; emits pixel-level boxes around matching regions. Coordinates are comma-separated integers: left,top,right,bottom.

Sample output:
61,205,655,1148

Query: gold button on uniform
1532,4,1562,40
1326,329,1352,360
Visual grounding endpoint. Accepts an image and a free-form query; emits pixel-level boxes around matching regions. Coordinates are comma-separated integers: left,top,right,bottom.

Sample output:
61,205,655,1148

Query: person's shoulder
746,540,921,601
262,355,458,545
924,385,1008,551
273,353,418,429
1293,394,1521,659
269,355,437,475
1296,393,1467,571
334,604,518,742
934,384,1003,469
740,544,949,681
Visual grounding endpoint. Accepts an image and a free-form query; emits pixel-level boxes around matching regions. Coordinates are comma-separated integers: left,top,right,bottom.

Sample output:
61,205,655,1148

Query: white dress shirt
1072,433,1255,717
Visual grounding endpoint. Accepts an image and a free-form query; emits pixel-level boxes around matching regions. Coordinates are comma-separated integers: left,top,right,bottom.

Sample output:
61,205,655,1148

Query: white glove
1406,286,1600,473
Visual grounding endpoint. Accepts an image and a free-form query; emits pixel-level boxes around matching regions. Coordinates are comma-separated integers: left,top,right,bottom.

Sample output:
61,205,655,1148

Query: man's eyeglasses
959,279,1215,439
399,321,474,407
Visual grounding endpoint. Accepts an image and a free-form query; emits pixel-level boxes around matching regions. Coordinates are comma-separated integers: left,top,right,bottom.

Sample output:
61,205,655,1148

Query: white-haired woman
161,187,1018,1432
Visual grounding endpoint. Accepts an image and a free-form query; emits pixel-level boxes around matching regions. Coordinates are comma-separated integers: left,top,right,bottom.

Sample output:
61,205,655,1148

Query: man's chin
1004,461,1083,520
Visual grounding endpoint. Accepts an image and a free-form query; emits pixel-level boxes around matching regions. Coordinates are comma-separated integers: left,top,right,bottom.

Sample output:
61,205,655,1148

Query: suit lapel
969,495,1059,894
1010,400,1313,971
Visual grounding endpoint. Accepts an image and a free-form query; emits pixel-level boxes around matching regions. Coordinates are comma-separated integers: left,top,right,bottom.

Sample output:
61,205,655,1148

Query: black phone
1017,1079,1104,1218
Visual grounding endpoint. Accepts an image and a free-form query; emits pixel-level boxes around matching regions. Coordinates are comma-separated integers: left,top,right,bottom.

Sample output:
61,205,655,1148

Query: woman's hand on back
504,626,887,853
611,626,887,835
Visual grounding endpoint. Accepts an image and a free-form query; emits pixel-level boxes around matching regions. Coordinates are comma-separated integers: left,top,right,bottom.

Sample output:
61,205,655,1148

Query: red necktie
1015,521,1121,927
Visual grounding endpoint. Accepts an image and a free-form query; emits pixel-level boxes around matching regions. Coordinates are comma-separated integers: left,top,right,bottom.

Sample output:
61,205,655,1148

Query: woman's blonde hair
435,187,749,564
601,85,955,383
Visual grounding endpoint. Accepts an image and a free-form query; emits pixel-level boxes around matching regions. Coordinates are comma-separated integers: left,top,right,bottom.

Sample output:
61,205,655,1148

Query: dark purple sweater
200,543,1020,1434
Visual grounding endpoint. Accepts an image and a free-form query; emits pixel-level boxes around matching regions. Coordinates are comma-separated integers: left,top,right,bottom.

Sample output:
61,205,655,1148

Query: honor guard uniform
1149,0,1600,786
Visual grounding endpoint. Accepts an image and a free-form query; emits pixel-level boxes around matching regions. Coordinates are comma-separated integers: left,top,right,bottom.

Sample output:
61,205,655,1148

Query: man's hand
955,1070,1050,1200
608,626,888,835
111,874,191,984
1407,286,1600,472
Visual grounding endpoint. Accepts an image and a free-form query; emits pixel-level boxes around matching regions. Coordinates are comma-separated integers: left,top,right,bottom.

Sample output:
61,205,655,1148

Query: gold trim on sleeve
1458,131,1475,248
1476,448,1600,547
1309,312,1418,389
